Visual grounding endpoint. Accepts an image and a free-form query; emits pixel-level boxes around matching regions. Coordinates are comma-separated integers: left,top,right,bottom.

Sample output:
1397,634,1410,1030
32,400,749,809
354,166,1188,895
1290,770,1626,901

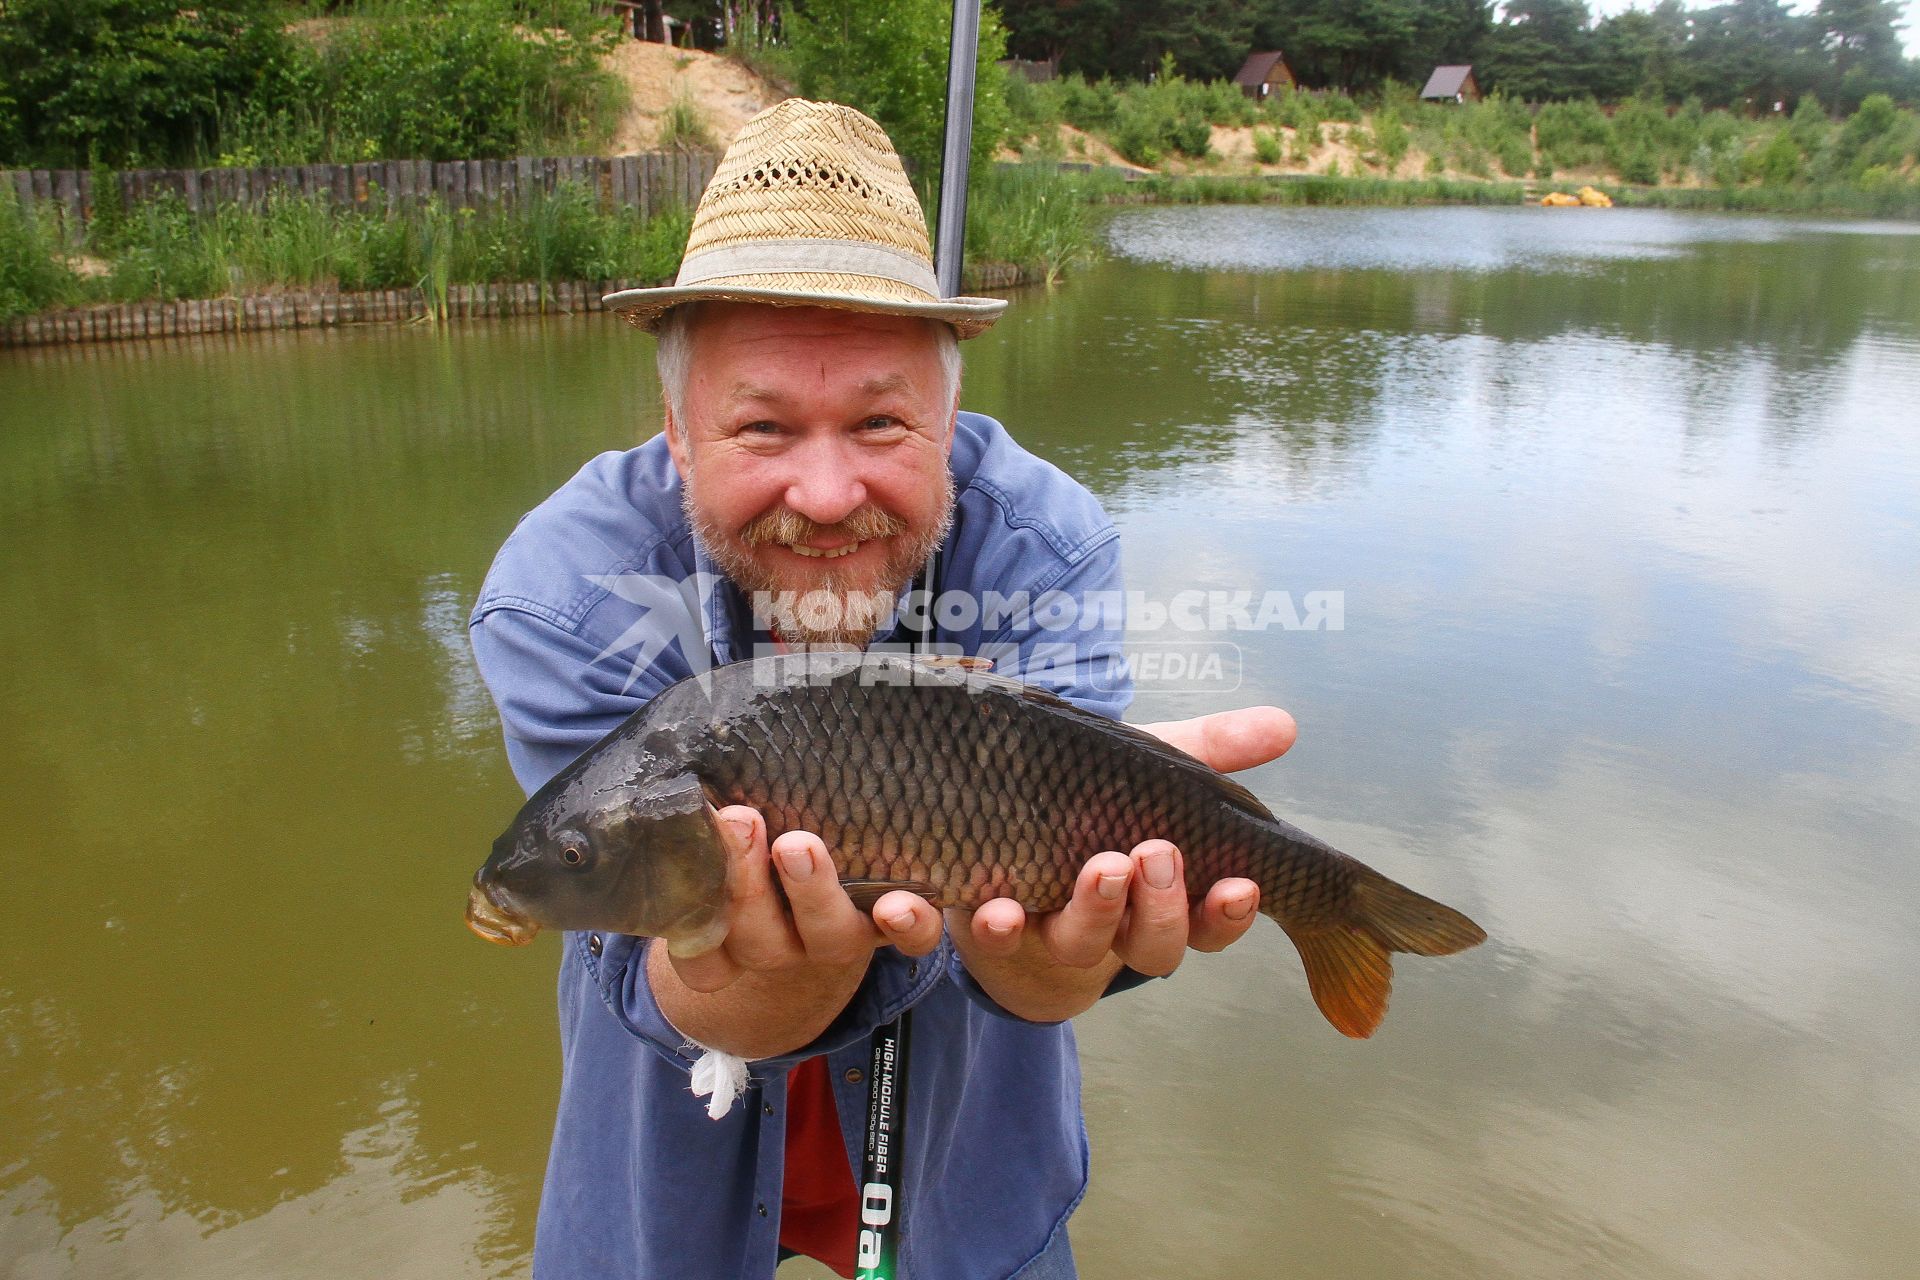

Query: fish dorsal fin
928,660,1278,825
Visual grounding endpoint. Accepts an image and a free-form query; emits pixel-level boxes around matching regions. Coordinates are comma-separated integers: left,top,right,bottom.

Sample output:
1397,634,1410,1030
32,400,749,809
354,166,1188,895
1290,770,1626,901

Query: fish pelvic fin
841,878,939,913
1286,868,1486,1039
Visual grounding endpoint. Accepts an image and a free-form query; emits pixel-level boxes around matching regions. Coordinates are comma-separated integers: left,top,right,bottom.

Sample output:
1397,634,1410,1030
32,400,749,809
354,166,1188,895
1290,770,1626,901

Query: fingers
771,832,946,960
1035,850,1134,968
960,901,1036,959
1111,840,1191,977
672,807,942,992
1186,877,1260,954
1137,706,1298,773
767,829,872,964
870,889,945,957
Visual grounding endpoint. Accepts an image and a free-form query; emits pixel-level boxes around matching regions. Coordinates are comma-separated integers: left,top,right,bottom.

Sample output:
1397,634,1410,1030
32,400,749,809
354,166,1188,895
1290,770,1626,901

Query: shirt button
587,934,602,957
844,1068,864,1085
763,1102,774,1116
907,961,918,981
756,1202,768,1217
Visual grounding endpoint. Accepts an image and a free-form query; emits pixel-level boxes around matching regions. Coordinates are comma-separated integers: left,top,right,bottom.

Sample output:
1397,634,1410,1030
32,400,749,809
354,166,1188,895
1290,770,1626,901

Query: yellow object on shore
1540,191,1581,206
1577,185,1614,207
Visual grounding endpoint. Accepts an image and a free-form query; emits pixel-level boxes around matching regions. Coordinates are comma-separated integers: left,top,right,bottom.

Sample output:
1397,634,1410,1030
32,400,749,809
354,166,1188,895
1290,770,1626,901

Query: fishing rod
857,4,981,1278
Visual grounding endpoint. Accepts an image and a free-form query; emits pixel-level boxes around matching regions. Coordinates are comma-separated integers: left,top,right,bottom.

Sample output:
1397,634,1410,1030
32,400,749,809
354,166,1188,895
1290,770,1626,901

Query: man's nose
780,438,868,526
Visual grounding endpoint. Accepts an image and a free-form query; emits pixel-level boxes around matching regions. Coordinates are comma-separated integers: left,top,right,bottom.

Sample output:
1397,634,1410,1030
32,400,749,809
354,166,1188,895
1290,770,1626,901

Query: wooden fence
2,150,719,240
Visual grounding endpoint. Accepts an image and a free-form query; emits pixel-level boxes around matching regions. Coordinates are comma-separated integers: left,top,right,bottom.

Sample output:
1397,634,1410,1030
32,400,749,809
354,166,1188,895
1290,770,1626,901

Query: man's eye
741,421,782,435
861,416,900,431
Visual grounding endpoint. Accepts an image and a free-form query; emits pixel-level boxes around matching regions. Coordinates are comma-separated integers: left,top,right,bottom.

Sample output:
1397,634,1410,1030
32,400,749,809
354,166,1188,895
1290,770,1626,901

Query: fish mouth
465,880,541,947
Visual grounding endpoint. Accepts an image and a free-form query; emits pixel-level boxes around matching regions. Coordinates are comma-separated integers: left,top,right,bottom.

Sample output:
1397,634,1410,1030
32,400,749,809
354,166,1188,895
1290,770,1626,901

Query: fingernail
882,908,916,932
986,919,1015,936
1143,849,1176,889
1224,893,1255,921
778,846,813,880
722,815,754,845
1097,872,1128,901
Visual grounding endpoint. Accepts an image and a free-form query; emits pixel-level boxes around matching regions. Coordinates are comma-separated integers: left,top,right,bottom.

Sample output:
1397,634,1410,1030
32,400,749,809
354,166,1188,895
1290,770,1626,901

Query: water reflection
4,209,1919,1278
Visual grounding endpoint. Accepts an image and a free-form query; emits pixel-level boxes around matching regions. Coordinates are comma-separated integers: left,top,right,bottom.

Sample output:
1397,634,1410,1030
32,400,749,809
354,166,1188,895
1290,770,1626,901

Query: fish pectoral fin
840,878,940,912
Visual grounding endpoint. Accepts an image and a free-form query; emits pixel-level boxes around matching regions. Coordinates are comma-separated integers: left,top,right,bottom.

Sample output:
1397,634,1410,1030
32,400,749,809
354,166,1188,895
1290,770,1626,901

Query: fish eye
560,844,587,868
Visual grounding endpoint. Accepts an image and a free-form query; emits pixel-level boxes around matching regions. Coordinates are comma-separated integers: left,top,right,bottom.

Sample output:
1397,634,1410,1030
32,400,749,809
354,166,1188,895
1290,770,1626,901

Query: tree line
715,0,1916,113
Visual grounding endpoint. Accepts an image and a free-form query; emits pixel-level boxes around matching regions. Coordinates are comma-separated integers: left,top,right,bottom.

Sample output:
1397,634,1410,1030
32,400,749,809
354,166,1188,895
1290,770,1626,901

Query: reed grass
1603,181,1920,218
0,193,82,320
14,183,693,317
1123,172,1527,207
658,87,715,152
965,166,1104,284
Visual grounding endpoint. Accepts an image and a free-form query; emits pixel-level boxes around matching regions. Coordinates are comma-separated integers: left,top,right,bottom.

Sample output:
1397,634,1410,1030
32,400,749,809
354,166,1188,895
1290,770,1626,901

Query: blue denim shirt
469,413,1135,1279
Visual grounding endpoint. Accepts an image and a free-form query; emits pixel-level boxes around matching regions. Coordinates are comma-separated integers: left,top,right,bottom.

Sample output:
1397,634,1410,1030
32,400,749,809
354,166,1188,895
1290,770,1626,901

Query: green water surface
4,206,1918,1279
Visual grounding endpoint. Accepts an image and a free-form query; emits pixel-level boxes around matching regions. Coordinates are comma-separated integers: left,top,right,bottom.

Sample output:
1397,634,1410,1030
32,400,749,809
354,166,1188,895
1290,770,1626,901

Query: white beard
682,472,956,649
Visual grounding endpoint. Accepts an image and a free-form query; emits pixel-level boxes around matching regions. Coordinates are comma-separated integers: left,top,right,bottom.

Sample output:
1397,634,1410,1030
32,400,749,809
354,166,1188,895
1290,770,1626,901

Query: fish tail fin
1285,867,1486,1039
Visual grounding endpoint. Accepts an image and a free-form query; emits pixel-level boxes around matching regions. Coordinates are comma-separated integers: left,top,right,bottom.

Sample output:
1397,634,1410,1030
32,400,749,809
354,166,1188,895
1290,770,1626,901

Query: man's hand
949,705,1298,1023
647,805,944,1059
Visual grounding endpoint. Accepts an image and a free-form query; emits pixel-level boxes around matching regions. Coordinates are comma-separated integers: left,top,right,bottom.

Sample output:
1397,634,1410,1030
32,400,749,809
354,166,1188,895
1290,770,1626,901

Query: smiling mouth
784,542,864,559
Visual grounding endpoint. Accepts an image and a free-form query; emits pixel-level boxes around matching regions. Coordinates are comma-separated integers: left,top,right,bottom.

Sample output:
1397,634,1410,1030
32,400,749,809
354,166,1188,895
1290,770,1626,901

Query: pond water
3,205,1918,1279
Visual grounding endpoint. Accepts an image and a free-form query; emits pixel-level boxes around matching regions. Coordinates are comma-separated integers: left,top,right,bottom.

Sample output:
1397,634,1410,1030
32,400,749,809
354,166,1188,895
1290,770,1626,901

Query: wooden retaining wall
3,151,719,240
0,278,650,348
0,265,1034,349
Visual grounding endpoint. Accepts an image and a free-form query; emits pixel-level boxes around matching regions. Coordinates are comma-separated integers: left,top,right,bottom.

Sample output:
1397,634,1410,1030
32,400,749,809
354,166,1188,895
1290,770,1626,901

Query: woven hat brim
604,279,1007,340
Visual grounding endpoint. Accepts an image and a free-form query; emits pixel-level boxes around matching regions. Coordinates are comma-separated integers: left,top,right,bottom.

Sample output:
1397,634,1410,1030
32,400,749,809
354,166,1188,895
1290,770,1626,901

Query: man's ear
663,404,690,478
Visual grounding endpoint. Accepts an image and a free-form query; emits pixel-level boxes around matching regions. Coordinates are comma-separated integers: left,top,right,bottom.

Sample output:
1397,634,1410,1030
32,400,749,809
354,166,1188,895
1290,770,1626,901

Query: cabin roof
1233,52,1290,88
1420,65,1475,98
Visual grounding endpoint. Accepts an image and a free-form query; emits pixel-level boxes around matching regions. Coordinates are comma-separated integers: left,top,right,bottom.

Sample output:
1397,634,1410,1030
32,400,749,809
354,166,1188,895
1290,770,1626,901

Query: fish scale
470,651,1487,1038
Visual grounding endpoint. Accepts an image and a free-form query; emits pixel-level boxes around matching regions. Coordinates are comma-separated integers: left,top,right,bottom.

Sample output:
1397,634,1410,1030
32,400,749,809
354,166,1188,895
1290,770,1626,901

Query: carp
466,651,1485,1037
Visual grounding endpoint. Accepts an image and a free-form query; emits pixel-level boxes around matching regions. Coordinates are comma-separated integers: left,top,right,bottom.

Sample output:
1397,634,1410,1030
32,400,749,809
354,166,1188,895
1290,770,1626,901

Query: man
469,100,1293,1279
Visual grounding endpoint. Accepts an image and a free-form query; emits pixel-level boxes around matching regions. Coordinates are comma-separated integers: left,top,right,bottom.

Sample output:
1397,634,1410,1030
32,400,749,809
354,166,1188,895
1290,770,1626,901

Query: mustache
739,504,909,548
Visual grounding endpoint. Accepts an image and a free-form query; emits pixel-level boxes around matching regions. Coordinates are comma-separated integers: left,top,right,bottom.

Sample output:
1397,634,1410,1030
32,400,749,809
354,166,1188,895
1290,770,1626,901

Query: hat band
675,238,940,297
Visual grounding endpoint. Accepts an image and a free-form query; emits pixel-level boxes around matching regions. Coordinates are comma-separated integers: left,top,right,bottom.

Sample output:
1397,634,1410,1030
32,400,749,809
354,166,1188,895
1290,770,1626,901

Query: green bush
1252,128,1283,165
295,0,622,163
0,0,623,168
1197,79,1258,128
0,0,297,168
1744,129,1802,186
788,0,1009,174
1167,107,1213,159
1113,99,1166,167
1056,74,1122,133
1318,91,1363,124
103,193,226,301
1536,99,1610,173
0,192,81,319
1370,111,1410,167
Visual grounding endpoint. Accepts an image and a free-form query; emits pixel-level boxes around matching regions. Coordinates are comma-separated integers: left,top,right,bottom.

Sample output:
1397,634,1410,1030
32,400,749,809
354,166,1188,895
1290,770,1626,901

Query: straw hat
603,99,1006,339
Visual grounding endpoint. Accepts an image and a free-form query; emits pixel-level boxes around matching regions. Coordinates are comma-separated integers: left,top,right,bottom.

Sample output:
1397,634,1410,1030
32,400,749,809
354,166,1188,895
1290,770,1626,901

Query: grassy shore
8,160,1914,329
2,165,1101,324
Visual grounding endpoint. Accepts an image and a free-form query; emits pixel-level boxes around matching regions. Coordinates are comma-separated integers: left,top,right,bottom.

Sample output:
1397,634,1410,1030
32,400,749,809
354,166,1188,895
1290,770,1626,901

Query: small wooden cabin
1232,52,1296,101
1420,65,1482,104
